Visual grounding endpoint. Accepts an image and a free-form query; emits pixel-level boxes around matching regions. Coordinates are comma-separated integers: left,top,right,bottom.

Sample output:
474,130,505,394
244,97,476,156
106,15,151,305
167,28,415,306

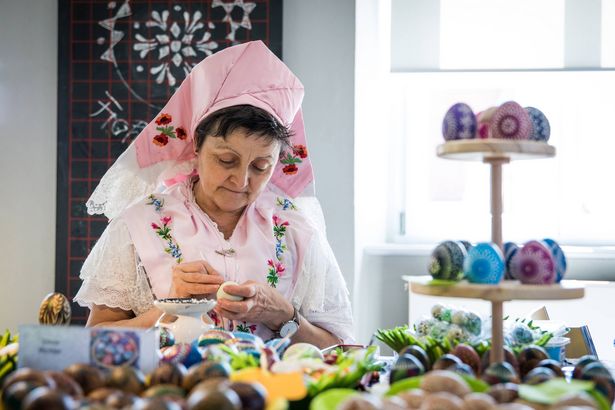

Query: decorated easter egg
518,345,549,377
543,238,567,283
525,107,551,142
197,329,234,347
442,103,477,141
509,240,556,284
459,240,473,252
481,346,519,374
389,354,425,384
523,366,556,385
148,362,187,387
264,338,291,358
160,343,192,364
503,242,519,280
217,281,244,301
482,362,520,385
463,242,505,284
90,329,139,368
572,355,599,379
476,106,498,139
464,311,482,336
39,292,71,325
429,241,468,281
231,331,263,345
451,344,481,376
282,342,324,361
182,361,232,392
536,359,564,377
433,354,463,371
490,101,532,140
487,382,519,403
511,323,534,345
399,345,431,371
158,327,175,348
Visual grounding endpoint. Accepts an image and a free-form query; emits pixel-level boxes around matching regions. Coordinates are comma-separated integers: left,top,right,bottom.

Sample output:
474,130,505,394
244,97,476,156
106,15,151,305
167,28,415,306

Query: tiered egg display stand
409,139,585,364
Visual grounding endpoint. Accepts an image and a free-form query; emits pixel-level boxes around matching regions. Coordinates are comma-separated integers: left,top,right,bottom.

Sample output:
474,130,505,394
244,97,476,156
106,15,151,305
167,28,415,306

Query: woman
74,41,354,347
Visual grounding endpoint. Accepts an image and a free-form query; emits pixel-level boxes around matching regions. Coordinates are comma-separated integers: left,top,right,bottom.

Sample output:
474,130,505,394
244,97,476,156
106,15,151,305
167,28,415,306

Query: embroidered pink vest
121,180,313,340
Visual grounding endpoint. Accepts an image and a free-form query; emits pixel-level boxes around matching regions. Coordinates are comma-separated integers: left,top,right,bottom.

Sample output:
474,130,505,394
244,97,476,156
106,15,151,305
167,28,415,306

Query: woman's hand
168,260,224,299
215,280,294,331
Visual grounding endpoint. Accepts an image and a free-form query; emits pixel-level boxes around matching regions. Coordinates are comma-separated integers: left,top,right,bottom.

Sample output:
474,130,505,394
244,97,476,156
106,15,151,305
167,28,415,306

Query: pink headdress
87,41,314,219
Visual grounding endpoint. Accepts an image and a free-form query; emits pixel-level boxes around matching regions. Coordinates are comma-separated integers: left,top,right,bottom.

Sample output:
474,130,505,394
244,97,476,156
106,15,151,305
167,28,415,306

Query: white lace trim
73,218,154,315
85,144,196,220
291,230,355,344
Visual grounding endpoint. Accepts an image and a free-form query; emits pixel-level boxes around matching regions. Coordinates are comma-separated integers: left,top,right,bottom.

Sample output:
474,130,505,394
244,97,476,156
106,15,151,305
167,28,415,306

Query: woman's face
195,128,281,215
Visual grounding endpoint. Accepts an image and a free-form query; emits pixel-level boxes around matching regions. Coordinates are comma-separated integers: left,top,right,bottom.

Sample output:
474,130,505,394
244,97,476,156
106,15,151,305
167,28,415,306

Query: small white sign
18,325,159,374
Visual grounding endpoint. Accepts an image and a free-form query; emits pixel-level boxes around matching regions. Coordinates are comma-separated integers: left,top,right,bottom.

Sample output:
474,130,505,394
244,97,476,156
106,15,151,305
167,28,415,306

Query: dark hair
194,105,292,150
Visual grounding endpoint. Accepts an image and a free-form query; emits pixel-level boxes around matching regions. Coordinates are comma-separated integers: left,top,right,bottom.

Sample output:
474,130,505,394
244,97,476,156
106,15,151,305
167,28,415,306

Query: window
388,1,615,246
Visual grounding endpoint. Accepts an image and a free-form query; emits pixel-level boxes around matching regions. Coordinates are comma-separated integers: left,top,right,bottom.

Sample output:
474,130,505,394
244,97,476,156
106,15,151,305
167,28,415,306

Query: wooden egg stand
410,139,584,364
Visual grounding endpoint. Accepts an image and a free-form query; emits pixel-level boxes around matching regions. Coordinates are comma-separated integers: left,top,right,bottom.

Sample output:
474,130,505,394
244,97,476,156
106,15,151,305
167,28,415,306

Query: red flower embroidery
151,222,160,229
155,113,173,126
176,127,187,140
153,134,169,146
267,259,275,268
275,262,285,275
293,144,308,159
161,216,172,225
282,164,298,175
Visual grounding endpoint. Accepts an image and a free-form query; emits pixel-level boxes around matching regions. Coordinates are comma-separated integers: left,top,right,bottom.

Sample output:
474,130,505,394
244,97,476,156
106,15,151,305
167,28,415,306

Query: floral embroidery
235,322,257,333
276,197,297,211
147,194,183,264
280,143,308,175
208,310,221,327
151,113,188,146
266,259,285,287
266,215,289,287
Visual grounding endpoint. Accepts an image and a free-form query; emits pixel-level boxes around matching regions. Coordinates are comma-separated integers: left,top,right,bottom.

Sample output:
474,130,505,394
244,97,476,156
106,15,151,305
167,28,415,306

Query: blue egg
463,242,505,284
542,238,567,283
265,338,291,357
442,103,477,141
525,107,551,142
503,242,519,280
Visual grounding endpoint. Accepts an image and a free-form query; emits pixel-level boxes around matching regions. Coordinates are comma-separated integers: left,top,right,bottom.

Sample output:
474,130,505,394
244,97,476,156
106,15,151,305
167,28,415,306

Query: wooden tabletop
436,139,556,161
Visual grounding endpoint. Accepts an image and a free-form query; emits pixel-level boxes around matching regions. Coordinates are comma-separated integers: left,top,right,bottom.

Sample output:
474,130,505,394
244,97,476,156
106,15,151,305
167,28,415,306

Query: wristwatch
278,307,300,338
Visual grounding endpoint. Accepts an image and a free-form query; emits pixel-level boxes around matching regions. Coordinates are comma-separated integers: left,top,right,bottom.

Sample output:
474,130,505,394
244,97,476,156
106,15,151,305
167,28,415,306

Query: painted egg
523,366,556,385
476,106,498,138
446,324,469,342
490,101,532,140
90,329,140,368
197,329,234,347
158,327,175,348
503,242,519,280
148,362,187,387
452,344,481,376
442,102,477,140
487,382,519,403
482,362,519,385
160,343,194,366
572,355,599,379
459,240,473,252
389,354,425,384
200,344,233,363
231,331,263,346
525,107,551,142
264,338,291,358
511,323,534,345
399,345,431,371
463,242,505,284
429,241,468,281
481,346,519,374
510,240,556,284
282,342,324,361
217,281,244,301
39,292,71,325
448,362,475,377
536,359,564,377
543,238,567,283
464,311,482,336
433,354,463,371
580,363,615,404
518,345,549,377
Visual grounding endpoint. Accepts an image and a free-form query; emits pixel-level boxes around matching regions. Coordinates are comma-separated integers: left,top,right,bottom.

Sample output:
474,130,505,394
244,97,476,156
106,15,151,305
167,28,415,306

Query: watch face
280,321,299,338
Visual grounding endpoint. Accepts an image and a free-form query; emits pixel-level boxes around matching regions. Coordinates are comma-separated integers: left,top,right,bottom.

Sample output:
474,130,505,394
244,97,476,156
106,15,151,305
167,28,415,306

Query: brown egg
523,367,556,385
186,385,241,410
142,384,186,400
22,386,75,410
452,344,482,376
106,366,146,395
38,292,71,325
535,359,564,377
227,381,267,410
572,355,599,379
2,368,56,392
88,387,139,408
517,345,549,378
63,363,106,395
44,371,83,399
182,361,231,392
1,381,42,410
481,346,520,374
488,382,519,403
148,362,187,387
433,354,463,371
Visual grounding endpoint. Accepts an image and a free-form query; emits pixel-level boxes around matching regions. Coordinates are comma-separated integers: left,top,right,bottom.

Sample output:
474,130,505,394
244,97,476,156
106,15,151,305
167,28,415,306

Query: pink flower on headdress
176,127,187,140
293,144,308,159
161,216,172,225
153,134,169,146
151,222,160,229
282,164,298,175
155,113,173,126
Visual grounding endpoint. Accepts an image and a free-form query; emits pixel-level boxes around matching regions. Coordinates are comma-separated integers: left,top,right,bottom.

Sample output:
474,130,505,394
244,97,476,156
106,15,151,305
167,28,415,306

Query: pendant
215,248,236,257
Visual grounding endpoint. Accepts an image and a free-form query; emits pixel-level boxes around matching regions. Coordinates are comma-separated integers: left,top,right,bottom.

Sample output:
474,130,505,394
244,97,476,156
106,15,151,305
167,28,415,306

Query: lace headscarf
86,40,315,221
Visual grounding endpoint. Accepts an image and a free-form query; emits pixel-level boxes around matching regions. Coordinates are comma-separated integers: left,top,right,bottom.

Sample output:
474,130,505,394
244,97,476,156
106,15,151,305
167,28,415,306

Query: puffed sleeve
73,217,155,316
291,228,355,344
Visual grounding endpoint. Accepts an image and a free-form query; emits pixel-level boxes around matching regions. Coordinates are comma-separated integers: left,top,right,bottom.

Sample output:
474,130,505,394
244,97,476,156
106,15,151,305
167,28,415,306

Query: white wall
283,0,356,290
0,1,357,330
0,0,58,330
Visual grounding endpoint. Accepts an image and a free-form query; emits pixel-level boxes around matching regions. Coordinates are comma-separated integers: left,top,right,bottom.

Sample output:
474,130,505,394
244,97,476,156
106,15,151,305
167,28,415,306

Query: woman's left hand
215,280,294,331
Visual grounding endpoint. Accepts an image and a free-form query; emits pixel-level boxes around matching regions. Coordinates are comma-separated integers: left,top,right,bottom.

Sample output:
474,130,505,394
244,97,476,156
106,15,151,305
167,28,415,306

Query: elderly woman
74,41,353,348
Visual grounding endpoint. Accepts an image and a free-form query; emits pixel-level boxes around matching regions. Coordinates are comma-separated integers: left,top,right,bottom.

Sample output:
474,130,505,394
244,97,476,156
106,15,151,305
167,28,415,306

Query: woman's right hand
168,260,224,298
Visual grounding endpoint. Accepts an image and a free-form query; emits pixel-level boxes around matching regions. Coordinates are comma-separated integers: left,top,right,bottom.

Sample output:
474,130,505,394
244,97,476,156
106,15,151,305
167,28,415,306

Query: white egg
217,281,244,301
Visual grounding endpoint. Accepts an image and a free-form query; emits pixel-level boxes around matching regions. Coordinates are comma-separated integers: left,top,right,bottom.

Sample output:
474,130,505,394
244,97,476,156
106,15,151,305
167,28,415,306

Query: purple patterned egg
442,103,477,140
476,107,498,139
543,238,567,283
429,240,468,281
491,101,532,140
160,343,191,364
510,240,556,284
525,107,551,142
463,242,505,284
502,242,519,280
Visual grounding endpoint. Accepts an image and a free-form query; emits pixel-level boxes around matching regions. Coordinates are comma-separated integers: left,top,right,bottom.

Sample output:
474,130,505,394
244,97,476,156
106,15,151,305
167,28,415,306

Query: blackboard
56,0,282,324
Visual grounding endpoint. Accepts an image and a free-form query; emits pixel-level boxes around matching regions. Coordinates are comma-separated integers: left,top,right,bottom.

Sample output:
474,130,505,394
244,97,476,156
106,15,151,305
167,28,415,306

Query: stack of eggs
442,101,550,142
429,238,566,285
